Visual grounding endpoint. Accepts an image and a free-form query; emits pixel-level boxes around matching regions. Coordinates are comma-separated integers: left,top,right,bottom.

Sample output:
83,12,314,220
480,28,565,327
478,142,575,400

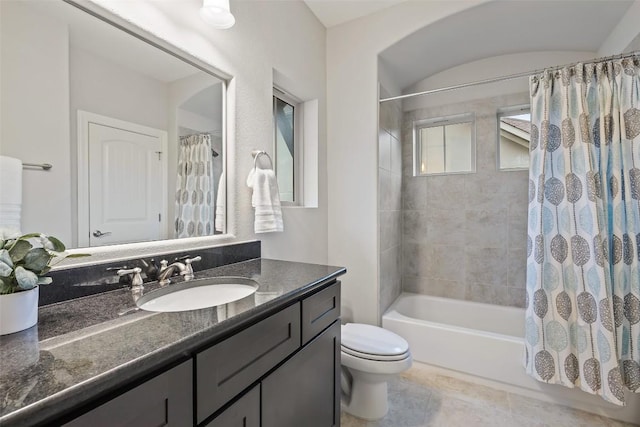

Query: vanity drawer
301,280,341,344
196,303,300,423
64,360,192,427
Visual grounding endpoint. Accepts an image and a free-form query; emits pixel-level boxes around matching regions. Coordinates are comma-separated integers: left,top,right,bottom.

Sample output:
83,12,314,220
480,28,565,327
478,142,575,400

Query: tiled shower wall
379,87,403,316
401,93,530,307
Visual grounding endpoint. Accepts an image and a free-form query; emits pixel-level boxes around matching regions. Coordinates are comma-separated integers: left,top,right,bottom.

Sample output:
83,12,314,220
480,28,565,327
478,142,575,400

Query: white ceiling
379,0,635,90
303,0,406,27
180,84,223,119
302,1,635,90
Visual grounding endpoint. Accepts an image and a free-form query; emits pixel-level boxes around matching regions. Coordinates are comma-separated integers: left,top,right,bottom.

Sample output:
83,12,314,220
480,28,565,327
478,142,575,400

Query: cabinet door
205,385,260,427
262,320,340,427
64,360,192,427
196,303,300,423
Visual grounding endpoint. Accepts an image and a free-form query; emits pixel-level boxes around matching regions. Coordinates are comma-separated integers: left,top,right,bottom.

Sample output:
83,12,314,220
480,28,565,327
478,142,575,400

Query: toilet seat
341,323,409,361
341,346,412,375
341,345,409,361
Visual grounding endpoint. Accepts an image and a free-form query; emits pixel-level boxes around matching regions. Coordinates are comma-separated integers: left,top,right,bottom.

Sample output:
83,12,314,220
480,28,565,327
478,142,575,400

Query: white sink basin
136,277,259,312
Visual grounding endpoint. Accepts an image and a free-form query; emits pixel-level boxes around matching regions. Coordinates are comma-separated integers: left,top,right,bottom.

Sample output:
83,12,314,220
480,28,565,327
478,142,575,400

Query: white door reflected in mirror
84,115,167,247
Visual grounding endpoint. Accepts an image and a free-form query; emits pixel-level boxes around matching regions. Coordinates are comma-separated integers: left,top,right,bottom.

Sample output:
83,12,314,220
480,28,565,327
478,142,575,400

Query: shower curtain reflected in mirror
525,56,640,405
174,134,216,238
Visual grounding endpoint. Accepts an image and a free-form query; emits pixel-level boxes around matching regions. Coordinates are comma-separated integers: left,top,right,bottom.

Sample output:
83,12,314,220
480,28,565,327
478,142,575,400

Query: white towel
246,167,283,233
214,173,225,232
0,156,22,233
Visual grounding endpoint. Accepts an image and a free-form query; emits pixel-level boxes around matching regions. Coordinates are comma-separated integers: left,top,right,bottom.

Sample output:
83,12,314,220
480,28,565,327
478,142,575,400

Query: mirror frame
57,0,237,268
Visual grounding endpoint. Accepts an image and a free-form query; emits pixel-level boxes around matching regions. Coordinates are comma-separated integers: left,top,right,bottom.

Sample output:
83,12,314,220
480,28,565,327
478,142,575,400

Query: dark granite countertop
0,258,346,427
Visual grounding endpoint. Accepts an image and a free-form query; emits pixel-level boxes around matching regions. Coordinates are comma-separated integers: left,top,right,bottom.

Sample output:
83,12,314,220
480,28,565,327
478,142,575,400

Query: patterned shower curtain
525,57,640,405
174,134,215,238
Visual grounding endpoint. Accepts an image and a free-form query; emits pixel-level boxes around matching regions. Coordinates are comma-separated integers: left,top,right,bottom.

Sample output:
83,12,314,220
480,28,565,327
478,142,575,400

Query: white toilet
340,323,412,420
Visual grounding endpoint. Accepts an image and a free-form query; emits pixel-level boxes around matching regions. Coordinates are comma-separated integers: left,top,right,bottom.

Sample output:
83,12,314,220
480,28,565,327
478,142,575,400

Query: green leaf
0,263,11,277
0,250,13,277
37,276,52,285
0,277,16,294
0,249,11,265
8,240,32,263
18,233,41,239
23,248,51,273
15,266,37,290
46,236,66,252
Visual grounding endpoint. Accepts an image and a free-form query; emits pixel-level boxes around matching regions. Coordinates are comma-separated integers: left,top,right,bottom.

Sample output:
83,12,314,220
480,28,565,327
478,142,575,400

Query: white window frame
413,113,476,176
497,104,531,171
273,87,303,206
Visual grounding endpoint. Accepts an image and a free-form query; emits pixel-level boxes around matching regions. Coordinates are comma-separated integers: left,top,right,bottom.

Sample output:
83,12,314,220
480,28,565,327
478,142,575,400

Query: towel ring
251,150,274,170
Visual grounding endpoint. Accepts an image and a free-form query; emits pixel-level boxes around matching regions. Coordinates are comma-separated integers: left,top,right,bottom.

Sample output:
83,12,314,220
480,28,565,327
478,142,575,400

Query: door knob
93,230,112,237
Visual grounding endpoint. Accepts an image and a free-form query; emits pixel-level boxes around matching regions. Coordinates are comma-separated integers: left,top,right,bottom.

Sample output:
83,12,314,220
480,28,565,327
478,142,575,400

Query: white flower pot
0,286,39,335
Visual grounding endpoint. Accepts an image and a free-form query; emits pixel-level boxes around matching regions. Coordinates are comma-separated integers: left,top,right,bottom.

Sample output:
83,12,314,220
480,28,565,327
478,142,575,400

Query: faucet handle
159,259,169,272
117,267,144,289
107,265,130,286
182,256,201,280
184,256,202,265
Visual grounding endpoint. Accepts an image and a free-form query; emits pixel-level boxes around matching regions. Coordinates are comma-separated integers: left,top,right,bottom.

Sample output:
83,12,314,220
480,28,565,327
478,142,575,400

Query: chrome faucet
158,256,201,286
158,261,185,286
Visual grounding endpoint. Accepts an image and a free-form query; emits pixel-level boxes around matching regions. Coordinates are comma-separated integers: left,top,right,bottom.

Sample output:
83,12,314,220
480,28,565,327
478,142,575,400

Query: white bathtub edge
383,293,640,424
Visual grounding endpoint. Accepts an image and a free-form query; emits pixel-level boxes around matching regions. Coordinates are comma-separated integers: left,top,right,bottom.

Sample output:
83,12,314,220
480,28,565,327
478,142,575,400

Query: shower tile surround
401,93,530,307
379,86,403,315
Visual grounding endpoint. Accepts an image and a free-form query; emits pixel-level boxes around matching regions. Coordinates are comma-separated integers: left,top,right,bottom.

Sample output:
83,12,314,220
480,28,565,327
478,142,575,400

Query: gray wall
378,87,403,317
401,93,529,307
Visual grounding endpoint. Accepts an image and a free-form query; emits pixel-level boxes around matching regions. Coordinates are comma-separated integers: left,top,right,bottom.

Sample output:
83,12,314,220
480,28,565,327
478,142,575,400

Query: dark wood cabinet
205,385,260,427
201,281,341,427
262,320,340,427
196,303,300,423
63,360,192,427
64,280,341,427
301,281,341,344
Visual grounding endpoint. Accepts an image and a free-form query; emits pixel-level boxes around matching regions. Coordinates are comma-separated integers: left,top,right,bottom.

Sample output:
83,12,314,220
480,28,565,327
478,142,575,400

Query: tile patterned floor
341,364,639,427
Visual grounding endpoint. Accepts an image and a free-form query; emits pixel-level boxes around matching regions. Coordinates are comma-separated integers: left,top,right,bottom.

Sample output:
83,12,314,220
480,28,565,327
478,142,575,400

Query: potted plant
0,230,85,335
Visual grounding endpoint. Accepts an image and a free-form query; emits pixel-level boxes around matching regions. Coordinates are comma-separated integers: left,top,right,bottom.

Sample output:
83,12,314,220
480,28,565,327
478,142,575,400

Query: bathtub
382,292,640,424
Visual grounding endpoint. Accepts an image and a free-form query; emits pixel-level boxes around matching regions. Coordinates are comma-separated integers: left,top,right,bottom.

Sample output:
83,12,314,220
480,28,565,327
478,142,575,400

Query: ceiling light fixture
200,0,235,29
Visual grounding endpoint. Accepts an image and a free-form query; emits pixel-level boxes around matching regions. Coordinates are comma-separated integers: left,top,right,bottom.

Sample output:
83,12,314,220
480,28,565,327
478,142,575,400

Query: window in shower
498,105,531,170
413,113,475,176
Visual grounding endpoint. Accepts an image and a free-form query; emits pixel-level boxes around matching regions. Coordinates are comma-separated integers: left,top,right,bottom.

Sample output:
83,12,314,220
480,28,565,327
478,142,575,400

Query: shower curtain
525,56,640,405
174,134,215,238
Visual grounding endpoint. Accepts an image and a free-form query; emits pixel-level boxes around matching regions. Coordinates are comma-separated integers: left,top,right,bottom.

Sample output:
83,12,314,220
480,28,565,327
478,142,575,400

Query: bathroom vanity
0,258,345,427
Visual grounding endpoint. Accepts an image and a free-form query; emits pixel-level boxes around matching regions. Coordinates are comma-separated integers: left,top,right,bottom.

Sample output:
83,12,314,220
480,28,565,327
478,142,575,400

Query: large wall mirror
0,0,227,251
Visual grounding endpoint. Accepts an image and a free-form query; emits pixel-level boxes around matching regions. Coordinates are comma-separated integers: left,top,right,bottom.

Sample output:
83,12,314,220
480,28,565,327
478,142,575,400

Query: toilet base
341,373,390,420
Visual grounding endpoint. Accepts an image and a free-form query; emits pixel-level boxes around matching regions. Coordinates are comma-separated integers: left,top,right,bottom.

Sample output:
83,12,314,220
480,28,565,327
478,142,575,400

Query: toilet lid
341,323,409,357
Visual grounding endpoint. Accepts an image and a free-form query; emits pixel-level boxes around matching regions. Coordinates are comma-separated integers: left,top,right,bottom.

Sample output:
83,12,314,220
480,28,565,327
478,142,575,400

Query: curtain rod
380,50,640,103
